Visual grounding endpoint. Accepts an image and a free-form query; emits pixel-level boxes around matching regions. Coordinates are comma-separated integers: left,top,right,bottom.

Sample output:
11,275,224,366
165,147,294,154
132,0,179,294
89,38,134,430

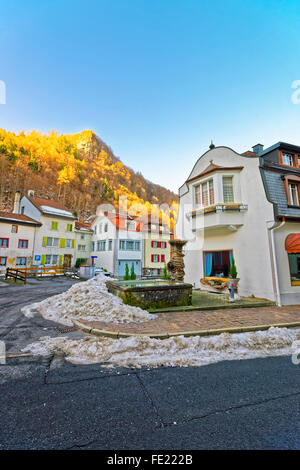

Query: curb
73,319,300,340
149,301,276,313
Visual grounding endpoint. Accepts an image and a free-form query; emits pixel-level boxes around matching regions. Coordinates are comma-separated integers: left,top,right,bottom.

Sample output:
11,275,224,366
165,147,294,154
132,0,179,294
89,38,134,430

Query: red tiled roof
0,211,41,225
75,221,94,233
186,161,244,183
241,151,257,156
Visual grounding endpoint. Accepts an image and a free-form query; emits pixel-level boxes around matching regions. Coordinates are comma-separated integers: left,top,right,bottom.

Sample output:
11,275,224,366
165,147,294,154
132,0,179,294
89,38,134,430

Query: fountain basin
106,279,193,309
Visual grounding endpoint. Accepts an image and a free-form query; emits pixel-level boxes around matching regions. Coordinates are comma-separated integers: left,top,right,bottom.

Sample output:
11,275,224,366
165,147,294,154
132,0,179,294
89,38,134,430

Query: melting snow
23,327,300,369
21,274,156,326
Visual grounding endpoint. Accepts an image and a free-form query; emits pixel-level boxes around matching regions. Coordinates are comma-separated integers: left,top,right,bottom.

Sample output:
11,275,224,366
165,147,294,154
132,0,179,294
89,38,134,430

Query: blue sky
1,0,300,192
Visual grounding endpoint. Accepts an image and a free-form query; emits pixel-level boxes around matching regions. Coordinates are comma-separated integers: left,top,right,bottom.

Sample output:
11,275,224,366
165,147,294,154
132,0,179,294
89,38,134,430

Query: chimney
27,189,35,198
13,190,21,214
252,143,264,156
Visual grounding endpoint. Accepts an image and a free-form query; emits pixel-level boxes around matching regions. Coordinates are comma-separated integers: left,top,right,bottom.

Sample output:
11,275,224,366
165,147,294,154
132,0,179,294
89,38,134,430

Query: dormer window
282,153,294,166
289,182,299,206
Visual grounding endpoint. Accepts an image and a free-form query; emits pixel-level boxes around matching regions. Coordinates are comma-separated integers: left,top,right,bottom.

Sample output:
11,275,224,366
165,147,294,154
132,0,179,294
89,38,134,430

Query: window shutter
42,237,47,247
151,255,154,262
151,241,154,248
72,239,75,248
41,254,46,265
157,255,160,262
158,241,161,248
161,254,165,262
59,255,63,265
60,238,66,248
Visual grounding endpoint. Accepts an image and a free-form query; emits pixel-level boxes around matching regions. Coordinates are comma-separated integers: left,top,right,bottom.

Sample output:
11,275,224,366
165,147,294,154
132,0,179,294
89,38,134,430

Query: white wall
0,221,37,273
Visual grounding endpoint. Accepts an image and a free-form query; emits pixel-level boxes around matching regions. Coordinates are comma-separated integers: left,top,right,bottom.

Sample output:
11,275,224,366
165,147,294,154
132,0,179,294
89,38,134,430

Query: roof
75,221,94,233
261,141,300,156
0,211,41,226
29,197,76,219
186,161,244,183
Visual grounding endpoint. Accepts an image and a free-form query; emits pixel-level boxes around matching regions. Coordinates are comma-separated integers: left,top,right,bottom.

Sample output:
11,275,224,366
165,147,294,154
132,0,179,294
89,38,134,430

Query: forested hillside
0,129,178,228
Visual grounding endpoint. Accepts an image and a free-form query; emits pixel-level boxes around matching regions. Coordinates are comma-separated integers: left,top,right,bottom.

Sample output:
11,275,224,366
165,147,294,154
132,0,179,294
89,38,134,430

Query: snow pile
22,327,300,368
21,274,156,326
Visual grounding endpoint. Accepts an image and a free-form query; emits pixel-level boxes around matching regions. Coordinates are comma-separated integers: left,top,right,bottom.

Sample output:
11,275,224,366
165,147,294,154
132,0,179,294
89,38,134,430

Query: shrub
124,263,130,280
230,257,238,278
75,258,86,268
161,263,171,280
130,264,136,280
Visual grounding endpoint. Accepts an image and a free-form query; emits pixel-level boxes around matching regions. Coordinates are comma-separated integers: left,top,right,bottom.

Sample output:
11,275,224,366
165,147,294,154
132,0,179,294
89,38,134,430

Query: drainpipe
267,219,286,306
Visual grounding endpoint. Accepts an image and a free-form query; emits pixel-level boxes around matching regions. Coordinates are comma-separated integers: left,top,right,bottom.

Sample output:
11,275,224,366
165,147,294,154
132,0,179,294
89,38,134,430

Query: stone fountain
167,239,187,282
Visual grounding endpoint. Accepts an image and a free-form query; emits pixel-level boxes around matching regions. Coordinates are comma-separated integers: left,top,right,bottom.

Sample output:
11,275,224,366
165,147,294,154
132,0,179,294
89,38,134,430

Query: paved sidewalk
76,305,300,338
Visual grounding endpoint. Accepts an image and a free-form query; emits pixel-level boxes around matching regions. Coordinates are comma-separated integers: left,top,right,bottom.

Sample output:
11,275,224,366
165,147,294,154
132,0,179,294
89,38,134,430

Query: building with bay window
176,141,300,305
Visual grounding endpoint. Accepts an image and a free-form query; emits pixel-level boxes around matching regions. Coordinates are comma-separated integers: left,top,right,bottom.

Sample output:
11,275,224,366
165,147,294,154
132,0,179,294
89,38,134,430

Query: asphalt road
0,278,300,450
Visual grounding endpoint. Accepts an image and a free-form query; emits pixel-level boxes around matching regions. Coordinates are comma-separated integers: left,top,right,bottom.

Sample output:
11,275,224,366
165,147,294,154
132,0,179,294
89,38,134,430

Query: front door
63,254,72,268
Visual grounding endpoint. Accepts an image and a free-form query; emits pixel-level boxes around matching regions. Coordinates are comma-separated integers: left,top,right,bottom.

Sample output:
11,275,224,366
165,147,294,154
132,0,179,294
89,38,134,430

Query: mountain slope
0,129,178,225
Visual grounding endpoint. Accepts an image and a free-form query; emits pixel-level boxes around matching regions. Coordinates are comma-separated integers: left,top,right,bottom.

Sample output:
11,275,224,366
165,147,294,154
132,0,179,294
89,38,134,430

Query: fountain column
167,239,187,282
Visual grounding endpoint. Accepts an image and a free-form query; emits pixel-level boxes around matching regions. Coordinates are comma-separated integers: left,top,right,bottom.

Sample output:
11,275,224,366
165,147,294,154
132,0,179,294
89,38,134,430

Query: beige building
143,222,171,277
0,210,41,274
19,192,77,267
74,221,93,266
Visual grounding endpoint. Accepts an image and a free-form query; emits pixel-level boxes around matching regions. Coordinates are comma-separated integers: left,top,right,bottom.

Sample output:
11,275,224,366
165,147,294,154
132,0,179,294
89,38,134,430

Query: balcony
188,203,248,232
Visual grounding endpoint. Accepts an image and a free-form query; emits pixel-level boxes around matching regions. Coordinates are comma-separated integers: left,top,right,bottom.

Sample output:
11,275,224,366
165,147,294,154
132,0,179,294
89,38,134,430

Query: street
0,278,299,450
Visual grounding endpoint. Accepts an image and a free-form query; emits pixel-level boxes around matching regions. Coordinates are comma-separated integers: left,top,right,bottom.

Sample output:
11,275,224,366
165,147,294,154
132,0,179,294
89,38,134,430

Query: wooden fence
5,265,66,284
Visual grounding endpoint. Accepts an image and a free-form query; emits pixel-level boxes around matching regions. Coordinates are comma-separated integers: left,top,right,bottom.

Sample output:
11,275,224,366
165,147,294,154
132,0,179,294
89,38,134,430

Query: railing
190,203,248,217
5,265,66,284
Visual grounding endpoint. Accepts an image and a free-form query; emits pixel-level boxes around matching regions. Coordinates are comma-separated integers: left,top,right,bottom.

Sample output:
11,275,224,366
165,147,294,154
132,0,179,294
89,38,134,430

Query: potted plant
229,256,240,288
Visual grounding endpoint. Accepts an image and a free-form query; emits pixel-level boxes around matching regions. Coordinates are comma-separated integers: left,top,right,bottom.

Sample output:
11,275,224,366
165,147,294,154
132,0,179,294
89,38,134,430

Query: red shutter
161,254,165,262
157,255,160,262
151,241,154,248
158,241,161,248
151,254,154,262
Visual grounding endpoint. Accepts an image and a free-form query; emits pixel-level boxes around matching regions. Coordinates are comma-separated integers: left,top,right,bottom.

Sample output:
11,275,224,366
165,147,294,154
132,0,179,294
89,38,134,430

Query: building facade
143,222,171,276
0,210,41,274
19,193,77,267
74,221,93,266
91,211,143,277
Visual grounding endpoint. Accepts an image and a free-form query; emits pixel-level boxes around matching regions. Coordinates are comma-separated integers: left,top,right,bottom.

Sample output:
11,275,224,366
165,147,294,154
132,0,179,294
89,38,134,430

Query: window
119,240,126,250
126,241,134,251
45,255,52,265
66,238,72,248
152,254,160,262
97,240,106,251
104,223,108,232
282,153,294,166
52,255,58,265
51,221,58,230
288,253,300,281
80,234,85,240
0,238,9,248
67,224,73,232
0,257,7,266
135,241,140,251
108,240,112,251
78,245,86,251
204,250,233,278
94,226,97,235
11,225,18,233
18,239,28,248
16,257,26,266
289,183,299,206
126,221,136,230
223,176,234,203
91,241,95,251
152,241,158,248
194,179,214,207
46,237,59,247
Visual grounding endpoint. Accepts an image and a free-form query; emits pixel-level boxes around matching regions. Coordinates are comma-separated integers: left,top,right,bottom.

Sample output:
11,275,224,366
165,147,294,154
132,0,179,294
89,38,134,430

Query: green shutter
59,255,63,266
51,221,58,230
41,254,46,265
67,224,73,232
60,238,66,248
72,239,75,249
42,237,47,247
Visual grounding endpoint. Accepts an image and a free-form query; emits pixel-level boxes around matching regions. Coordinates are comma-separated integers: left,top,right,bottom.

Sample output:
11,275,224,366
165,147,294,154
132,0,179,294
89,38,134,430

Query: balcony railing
190,203,248,217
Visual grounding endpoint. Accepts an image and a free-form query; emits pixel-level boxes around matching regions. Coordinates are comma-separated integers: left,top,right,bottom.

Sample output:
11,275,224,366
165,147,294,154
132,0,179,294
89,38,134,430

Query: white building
176,144,276,300
91,211,143,277
19,192,77,267
0,209,41,274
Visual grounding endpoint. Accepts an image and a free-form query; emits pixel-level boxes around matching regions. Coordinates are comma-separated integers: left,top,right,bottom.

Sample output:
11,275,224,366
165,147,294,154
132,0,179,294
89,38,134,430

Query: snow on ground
21,274,156,326
23,327,300,369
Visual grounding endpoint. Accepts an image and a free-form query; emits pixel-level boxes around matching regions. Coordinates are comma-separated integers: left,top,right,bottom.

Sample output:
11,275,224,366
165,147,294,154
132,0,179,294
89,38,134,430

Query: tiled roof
0,211,41,225
186,161,244,183
29,197,75,218
75,221,94,233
